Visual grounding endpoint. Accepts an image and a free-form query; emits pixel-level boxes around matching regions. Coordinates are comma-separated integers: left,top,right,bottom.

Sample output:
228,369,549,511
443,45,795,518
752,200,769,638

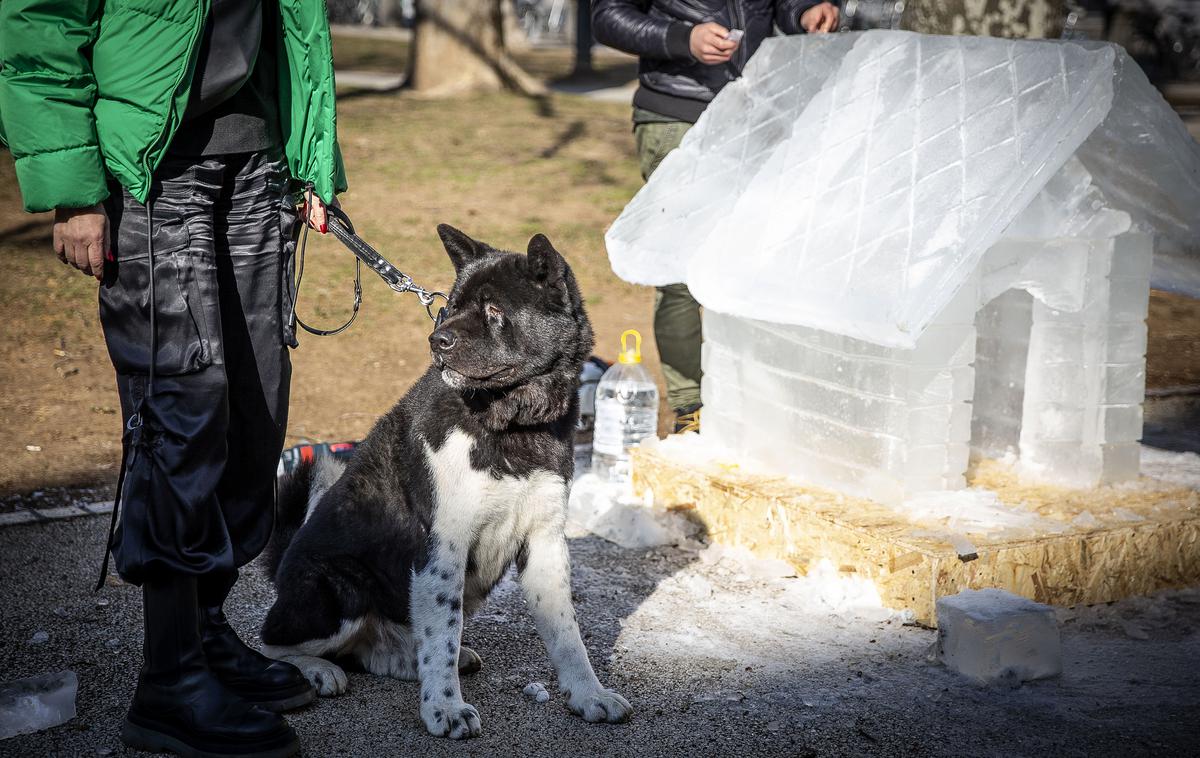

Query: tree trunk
899,0,1066,38
407,0,546,97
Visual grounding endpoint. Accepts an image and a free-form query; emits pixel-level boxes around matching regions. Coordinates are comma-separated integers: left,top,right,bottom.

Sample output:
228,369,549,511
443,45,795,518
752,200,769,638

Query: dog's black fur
257,226,629,739
262,225,592,644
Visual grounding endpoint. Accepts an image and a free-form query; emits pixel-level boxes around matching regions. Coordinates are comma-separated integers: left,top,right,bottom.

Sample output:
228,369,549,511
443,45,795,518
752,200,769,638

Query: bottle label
593,397,654,456
593,397,625,457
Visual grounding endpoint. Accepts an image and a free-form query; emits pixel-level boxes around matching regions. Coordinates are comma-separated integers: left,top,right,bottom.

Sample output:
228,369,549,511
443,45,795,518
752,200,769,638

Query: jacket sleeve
592,0,695,62
0,0,108,213
775,0,825,35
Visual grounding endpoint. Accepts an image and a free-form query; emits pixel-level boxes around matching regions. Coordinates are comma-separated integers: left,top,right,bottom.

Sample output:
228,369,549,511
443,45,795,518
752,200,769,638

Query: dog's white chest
423,429,566,535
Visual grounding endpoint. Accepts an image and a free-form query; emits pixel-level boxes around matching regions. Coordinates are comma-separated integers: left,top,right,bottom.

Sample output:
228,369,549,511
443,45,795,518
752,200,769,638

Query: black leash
291,186,447,335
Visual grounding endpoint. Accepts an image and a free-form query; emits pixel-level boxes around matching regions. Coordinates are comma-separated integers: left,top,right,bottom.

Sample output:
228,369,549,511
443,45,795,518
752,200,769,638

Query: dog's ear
527,234,567,286
438,224,485,272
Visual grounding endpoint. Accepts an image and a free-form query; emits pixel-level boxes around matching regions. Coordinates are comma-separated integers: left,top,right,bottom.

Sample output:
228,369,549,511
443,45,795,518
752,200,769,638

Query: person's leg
102,158,299,755
653,283,703,415
634,120,704,420
101,160,233,586
195,150,313,711
196,150,295,602
122,574,300,757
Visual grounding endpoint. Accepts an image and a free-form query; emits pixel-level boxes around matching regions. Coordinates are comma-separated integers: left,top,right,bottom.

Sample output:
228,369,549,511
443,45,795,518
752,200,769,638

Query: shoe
673,404,702,434
200,605,316,712
121,574,300,758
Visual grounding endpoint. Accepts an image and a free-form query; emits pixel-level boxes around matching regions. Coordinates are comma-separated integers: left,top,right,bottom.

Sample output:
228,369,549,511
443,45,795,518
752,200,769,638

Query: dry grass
0,83,663,493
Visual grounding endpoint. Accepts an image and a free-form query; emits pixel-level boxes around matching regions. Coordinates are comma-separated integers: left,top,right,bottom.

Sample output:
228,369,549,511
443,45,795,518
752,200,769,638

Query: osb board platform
632,447,1200,626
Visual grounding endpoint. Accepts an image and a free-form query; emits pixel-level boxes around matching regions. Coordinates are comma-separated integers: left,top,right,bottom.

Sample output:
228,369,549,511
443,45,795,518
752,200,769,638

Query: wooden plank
633,447,1200,625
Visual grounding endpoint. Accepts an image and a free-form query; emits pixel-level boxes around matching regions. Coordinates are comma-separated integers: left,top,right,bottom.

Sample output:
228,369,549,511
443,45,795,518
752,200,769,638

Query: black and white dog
260,225,631,739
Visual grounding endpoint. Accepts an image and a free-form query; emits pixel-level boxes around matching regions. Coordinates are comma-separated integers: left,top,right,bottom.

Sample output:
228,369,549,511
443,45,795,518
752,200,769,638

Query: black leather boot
200,604,315,712
121,574,300,758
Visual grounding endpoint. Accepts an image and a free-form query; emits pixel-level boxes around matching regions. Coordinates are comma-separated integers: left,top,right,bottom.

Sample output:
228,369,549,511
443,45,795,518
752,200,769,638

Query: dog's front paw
566,687,632,723
286,655,348,697
421,699,482,739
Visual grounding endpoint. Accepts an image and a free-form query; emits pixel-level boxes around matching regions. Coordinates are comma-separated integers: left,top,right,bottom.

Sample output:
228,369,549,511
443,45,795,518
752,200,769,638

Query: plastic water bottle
573,356,609,477
591,330,659,485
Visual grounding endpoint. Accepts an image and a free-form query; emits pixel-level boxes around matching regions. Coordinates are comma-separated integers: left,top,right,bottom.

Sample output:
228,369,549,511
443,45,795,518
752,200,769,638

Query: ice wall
702,161,1151,496
702,278,978,504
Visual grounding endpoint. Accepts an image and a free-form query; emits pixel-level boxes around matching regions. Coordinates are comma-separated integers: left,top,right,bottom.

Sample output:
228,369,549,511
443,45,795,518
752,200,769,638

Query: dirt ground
1,38,1198,495
0,43,662,494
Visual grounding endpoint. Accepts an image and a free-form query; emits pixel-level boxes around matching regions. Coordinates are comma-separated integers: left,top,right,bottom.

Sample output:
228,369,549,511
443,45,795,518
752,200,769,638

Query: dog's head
428,224,594,424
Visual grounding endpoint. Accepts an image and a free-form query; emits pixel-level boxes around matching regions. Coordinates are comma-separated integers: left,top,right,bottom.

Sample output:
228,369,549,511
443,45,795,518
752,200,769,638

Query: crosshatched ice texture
698,163,1154,498
606,31,1200,348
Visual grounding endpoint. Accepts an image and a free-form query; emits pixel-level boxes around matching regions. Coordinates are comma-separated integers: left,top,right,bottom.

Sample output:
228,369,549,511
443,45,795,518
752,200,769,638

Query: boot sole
254,686,317,713
121,719,300,758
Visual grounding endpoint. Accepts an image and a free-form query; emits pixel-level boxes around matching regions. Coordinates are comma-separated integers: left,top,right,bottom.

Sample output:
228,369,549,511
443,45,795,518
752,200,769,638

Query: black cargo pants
99,151,300,606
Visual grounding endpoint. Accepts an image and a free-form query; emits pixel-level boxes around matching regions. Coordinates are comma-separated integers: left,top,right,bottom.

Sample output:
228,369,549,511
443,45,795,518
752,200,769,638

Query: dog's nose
430,329,457,353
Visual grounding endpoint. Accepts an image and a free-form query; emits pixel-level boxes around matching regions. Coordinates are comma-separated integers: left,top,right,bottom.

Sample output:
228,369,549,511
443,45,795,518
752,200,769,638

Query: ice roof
606,31,1200,348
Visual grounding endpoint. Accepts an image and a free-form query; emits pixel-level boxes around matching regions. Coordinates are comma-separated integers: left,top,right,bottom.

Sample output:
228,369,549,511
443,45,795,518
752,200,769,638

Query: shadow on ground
0,513,702,756
3,508,1200,757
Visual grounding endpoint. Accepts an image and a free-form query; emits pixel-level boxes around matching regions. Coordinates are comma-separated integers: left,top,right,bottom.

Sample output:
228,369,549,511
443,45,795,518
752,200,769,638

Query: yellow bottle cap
618,329,643,364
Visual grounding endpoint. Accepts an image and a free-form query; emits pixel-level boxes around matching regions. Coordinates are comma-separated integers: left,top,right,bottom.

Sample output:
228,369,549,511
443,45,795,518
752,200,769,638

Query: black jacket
593,0,824,122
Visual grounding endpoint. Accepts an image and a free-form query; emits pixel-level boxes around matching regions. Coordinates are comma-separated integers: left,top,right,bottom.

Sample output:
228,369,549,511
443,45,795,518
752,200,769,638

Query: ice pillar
1018,232,1152,486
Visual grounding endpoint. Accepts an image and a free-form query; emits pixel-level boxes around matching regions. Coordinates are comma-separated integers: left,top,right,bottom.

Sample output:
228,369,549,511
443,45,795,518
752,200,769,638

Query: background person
0,0,345,755
593,0,839,432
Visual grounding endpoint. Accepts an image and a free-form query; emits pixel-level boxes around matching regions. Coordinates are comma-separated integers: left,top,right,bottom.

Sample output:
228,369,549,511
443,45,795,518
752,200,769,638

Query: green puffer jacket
0,0,347,213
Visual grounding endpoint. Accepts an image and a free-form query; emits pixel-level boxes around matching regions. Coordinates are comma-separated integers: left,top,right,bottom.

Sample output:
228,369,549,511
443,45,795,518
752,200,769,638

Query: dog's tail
265,455,346,583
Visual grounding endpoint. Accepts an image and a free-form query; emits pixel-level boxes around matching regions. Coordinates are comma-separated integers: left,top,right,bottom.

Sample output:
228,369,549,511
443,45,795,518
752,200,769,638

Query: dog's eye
485,302,504,321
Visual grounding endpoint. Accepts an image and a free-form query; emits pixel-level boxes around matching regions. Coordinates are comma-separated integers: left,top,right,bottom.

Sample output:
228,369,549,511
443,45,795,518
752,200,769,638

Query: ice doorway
970,289,1034,463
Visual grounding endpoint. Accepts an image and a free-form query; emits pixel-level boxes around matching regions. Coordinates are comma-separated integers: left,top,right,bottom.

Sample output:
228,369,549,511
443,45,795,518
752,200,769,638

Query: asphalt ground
2,513,1200,758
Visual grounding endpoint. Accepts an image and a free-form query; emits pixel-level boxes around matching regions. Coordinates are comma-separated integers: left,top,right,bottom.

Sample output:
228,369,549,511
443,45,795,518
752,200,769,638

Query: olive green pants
634,118,702,412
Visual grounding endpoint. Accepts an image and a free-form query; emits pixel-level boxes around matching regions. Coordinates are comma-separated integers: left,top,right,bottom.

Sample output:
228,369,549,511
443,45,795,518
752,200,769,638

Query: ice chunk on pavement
936,589,1061,686
566,473,700,549
522,682,550,703
0,671,78,739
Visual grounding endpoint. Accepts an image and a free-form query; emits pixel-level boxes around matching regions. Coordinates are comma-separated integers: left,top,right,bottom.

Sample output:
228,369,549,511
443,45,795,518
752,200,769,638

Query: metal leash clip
291,186,448,336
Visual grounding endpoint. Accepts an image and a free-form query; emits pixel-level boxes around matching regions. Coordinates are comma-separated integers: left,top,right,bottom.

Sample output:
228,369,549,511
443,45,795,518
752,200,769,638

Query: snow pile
894,487,1068,556
1139,446,1200,490
522,682,550,703
566,473,701,549
612,543,913,686
778,558,887,616
0,671,78,739
692,545,889,617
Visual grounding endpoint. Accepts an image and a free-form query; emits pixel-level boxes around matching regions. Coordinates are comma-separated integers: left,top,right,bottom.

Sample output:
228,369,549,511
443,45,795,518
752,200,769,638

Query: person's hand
303,193,330,234
690,22,739,65
800,2,839,33
53,204,109,280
